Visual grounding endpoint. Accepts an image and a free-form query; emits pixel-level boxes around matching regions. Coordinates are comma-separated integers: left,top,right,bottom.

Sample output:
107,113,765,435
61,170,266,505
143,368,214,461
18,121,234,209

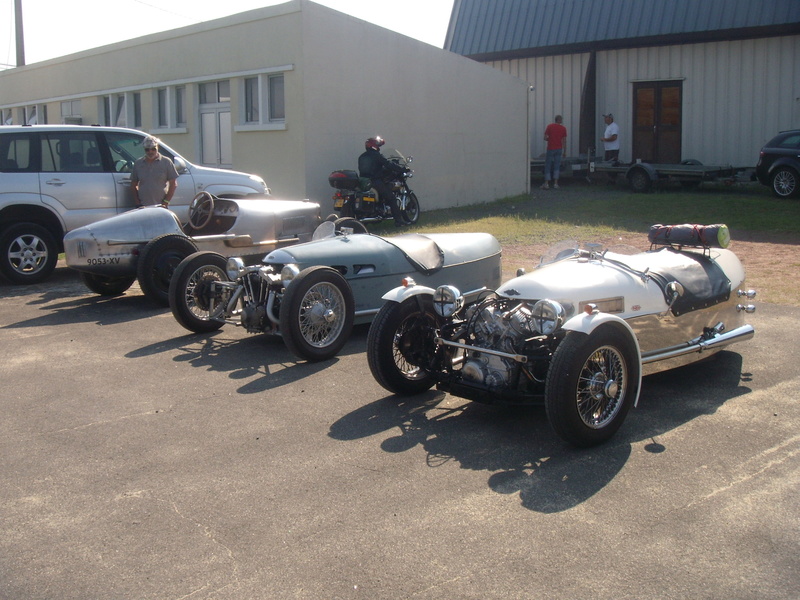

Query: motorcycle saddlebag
328,170,360,190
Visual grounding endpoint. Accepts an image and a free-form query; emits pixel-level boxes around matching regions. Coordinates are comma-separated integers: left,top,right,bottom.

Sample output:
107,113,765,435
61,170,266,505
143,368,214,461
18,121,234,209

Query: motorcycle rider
358,136,407,226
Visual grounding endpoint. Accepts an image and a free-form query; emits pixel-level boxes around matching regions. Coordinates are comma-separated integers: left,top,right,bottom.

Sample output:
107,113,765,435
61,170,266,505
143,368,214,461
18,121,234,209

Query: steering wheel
189,191,215,229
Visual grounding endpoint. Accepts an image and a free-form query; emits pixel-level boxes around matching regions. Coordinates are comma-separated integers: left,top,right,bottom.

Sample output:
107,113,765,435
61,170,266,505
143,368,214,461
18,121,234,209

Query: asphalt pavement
1,263,798,599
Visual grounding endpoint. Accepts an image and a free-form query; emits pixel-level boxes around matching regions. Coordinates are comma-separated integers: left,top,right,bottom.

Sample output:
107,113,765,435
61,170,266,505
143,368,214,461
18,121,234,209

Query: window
40,132,103,173
157,88,169,127
245,77,260,123
175,87,185,126
268,75,285,121
61,100,82,124
133,93,142,128
238,72,286,129
24,105,39,125
199,80,230,105
0,133,34,172
2,109,12,125
101,94,127,127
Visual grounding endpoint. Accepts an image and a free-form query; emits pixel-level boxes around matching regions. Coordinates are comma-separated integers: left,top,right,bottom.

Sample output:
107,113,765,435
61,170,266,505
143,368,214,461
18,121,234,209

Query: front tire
367,296,438,395
80,272,136,296
771,166,799,198
0,223,58,284
279,266,354,361
545,326,639,447
168,251,228,333
137,234,198,306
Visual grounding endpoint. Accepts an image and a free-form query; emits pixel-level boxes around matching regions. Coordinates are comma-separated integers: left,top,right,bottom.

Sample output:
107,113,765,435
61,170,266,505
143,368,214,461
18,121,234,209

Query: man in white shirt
601,113,620,161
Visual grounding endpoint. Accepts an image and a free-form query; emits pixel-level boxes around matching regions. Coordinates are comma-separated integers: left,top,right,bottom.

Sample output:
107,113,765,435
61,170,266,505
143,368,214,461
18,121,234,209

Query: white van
0,125,270,283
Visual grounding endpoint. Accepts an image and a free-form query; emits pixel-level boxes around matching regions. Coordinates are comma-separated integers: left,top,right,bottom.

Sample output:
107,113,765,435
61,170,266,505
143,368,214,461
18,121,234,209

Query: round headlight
531,299,565,335
281,264,300,288
433,285,463,318
226,257,246,280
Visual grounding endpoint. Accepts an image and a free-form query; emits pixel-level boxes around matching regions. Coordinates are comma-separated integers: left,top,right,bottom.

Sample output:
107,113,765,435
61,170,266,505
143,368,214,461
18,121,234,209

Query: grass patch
372,180,800,244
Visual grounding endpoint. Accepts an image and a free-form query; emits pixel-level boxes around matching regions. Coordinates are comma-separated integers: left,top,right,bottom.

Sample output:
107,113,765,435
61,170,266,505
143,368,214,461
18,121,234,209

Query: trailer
532,152,748,192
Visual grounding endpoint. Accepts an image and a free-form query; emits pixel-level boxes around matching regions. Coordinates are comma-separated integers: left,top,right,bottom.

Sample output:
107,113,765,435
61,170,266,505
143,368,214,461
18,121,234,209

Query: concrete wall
300,3,531,211
0,0,531,214
486,34,800,168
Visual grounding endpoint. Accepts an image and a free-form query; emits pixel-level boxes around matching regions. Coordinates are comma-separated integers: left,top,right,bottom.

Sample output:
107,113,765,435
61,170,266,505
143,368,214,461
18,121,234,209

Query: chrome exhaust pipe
641,324,754,365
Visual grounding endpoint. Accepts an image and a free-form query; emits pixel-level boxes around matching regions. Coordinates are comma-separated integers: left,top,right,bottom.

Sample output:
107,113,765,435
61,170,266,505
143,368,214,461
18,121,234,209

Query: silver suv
0,125,270,284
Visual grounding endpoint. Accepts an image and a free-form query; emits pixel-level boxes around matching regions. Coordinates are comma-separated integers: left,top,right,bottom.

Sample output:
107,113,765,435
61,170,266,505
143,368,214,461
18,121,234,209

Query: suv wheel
0,223,59,284
771,166,799,199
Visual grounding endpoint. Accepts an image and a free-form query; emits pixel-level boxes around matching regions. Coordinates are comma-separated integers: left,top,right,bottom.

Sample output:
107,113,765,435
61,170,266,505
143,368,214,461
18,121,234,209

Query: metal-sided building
0,0,531,210
445,0,800,168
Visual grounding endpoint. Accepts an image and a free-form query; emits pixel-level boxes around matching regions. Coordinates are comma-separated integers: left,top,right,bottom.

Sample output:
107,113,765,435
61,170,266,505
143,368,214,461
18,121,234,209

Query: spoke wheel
367,296,438,395
0,223,58,284
545,327,639,447
279,266,354,362
168,251,228,333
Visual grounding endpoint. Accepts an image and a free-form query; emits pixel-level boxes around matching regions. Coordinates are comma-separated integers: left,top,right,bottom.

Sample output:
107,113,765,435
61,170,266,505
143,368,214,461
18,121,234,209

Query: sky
1,0,455,68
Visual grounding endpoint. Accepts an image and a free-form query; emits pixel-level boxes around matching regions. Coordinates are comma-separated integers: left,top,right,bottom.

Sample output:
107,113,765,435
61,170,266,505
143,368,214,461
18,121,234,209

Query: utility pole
15,0,25,67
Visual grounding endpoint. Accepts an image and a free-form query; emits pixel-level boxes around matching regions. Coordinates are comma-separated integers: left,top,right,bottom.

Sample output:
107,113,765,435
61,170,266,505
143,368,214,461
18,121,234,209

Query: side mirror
172,156,189,175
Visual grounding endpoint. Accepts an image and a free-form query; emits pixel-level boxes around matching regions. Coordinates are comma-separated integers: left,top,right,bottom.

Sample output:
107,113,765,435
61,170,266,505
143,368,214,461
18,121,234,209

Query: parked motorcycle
328,151,420,225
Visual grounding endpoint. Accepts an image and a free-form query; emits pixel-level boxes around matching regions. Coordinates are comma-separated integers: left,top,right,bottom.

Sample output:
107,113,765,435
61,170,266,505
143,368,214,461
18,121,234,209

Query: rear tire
771,166,799,198
137,234,198,306
81,272,136,296
0,223,58,284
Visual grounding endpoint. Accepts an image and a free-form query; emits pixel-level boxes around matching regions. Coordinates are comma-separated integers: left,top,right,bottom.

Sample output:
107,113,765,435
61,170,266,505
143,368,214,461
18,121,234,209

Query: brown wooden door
632,81,682,163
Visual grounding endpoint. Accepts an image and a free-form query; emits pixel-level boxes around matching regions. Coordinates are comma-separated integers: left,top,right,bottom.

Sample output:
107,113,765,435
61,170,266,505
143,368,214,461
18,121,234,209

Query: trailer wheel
628,168,652,193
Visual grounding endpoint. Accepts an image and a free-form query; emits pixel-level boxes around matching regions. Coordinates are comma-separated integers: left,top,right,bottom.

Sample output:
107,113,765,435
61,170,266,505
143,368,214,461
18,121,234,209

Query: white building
0,0,532,209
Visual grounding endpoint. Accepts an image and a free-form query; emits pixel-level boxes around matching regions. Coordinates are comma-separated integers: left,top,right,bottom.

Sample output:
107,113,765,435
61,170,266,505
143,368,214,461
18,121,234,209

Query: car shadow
126,323,373,394
328,351,750,513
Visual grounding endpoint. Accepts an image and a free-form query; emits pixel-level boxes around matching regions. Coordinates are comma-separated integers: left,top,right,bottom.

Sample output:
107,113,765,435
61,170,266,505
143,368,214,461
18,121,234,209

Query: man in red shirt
542,115,567,190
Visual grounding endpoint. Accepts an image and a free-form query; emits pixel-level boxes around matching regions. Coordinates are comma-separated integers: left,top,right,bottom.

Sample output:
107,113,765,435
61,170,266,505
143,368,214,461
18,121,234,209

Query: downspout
579,51,596,158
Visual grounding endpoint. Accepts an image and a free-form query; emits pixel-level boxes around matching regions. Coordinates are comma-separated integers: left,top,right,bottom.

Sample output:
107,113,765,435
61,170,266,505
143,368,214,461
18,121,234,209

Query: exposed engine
460,299,540,389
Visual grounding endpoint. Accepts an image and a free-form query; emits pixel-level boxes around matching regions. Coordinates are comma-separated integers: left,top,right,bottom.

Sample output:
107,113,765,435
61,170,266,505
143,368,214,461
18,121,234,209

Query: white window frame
236,69,288,132
152,86,187,134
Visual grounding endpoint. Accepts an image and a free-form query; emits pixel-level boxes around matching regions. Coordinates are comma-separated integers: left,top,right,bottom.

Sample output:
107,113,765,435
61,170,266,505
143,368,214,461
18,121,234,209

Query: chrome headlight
281,264,300,288
433,285,463,318
531,299,565,335
226,257,246,280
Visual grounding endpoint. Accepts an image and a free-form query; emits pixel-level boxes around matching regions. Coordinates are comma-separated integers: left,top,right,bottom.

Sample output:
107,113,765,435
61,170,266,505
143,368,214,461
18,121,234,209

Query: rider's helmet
365,136,385,151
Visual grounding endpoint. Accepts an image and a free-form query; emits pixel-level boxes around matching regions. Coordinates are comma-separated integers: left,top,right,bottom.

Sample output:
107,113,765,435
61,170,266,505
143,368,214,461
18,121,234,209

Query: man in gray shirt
131,136,178,208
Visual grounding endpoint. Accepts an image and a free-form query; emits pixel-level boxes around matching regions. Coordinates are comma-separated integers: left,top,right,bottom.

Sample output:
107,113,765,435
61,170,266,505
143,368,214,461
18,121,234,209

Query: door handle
44,179,65,186
118,178,132,186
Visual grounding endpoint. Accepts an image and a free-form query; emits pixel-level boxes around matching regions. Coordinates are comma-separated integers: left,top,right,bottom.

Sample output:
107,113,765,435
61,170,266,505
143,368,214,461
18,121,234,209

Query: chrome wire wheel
576,345,627,429
296,281,347,348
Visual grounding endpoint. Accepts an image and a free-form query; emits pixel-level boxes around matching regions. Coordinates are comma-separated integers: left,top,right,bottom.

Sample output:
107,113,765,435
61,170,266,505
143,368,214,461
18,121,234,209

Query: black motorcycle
328,152,420,225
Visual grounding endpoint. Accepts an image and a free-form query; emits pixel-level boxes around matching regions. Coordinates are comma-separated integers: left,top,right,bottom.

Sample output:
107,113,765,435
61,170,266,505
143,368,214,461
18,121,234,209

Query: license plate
333,198,343,208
